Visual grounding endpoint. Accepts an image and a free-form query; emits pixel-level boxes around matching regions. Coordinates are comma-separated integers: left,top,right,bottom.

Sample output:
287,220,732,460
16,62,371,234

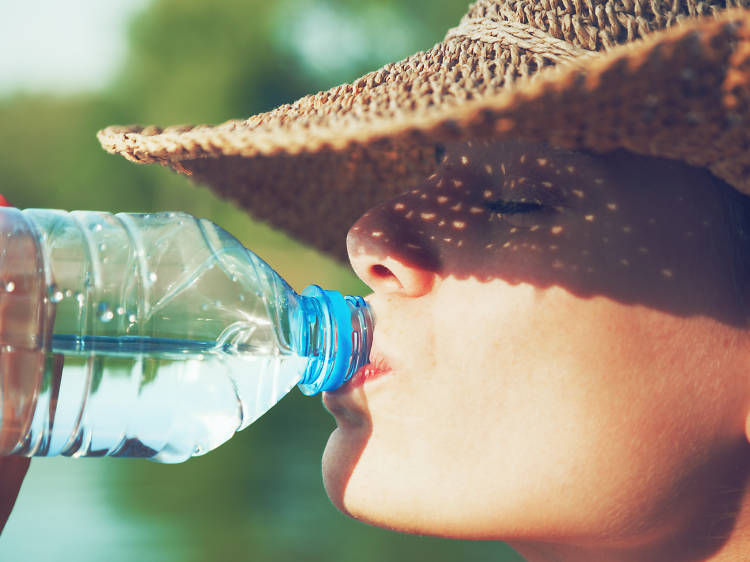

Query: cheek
333,279,747,539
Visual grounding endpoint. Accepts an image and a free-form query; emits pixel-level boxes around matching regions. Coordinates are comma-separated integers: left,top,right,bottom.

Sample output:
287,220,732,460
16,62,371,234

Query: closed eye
484,200,545,214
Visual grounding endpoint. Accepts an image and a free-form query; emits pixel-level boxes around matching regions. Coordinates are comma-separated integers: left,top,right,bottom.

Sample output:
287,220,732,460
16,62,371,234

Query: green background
0,1,522,560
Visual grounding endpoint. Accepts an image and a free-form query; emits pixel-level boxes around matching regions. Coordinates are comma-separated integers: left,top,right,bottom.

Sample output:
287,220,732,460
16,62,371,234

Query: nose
346,203,438,297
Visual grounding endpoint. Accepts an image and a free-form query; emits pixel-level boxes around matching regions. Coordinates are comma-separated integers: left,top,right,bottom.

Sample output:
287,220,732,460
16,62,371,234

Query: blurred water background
0,0,522,560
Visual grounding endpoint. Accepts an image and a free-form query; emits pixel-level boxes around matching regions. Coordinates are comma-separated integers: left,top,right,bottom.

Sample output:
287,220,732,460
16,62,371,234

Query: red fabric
0,195,10,207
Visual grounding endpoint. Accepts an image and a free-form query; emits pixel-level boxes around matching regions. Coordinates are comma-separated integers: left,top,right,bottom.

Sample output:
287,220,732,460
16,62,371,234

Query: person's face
321,140,750,546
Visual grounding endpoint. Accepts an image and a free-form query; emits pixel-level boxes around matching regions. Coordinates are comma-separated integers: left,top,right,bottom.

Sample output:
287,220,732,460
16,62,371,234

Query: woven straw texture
99,0,750,261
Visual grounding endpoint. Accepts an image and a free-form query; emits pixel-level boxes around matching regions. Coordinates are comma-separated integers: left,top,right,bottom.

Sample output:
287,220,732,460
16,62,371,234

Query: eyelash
483,200,545,214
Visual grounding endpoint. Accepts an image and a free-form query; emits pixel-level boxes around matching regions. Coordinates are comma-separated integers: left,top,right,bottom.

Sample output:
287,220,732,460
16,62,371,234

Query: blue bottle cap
297,285,355,395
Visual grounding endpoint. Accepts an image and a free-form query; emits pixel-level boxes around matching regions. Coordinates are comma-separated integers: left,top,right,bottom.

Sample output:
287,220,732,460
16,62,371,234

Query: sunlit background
0,1,522,560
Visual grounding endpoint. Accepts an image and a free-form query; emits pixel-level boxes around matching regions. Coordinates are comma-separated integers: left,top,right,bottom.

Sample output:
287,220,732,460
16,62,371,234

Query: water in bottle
0,209,372,463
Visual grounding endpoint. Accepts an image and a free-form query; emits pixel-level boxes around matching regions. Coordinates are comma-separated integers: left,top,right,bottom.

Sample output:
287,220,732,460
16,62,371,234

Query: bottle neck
294,285,373,396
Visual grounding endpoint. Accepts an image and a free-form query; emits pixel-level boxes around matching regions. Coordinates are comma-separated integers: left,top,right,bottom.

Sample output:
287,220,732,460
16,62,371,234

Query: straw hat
98,0,750,262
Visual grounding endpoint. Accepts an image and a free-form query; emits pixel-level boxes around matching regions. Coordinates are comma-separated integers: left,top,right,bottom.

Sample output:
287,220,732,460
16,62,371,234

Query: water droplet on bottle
200,303,209,311
98,242,107,252
128,314,137,323
4,281,15,293
90,223,103,232
239,294,245,302
98,302,114,322
3,345,12,353
65,289,73,298
147,272,158,285
75,291,85,305
230,275,238,283
48,285,63,303
215,300,222,307
116,306,126,315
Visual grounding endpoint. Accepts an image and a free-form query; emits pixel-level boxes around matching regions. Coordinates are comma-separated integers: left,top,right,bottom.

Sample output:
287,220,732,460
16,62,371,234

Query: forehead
435,140,717,205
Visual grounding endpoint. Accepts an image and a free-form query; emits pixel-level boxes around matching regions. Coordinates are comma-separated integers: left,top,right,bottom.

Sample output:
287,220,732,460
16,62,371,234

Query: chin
321,428,351,514
322,428,413,532
323,431,501,539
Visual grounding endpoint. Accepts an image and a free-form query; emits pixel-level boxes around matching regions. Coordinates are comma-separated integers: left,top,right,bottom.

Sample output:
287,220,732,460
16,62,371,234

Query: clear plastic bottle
0,208,372,463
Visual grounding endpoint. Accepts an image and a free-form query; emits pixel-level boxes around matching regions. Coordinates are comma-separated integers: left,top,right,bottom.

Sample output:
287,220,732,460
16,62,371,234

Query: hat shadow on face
347,140,750,328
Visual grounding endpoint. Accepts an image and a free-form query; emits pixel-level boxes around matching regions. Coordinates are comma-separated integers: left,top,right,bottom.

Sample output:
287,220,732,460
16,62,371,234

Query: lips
346,353,392,389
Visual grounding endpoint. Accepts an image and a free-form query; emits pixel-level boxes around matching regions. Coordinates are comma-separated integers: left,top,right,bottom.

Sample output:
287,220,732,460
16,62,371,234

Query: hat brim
98,10,750,262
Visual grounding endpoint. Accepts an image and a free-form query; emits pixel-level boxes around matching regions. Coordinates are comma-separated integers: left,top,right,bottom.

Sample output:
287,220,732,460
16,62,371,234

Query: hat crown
462,0,749,51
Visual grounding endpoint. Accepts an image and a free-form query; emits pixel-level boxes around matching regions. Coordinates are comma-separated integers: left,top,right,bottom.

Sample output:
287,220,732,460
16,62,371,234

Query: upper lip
366,351,391,375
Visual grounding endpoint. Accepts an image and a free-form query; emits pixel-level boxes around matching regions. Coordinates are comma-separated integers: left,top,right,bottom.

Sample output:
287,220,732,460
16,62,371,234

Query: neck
511,445,750,562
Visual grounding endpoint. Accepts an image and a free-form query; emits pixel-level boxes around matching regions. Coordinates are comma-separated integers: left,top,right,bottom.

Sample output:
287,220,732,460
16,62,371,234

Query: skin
322,140,750,561
0,199,46,534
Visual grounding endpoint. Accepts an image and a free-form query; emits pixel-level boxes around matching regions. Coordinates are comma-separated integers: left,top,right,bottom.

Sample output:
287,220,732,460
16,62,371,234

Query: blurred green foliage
0,0,523,560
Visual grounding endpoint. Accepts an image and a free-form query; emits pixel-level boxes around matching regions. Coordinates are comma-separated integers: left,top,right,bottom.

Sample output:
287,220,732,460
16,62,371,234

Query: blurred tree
108,0,470,123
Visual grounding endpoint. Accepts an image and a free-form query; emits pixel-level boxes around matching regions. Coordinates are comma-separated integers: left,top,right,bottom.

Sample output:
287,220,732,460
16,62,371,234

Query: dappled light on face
347,139,746,326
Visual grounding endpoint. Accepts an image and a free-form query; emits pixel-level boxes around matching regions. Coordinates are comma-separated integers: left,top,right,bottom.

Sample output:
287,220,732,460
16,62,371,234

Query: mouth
322,353,392,423
345,353,392,389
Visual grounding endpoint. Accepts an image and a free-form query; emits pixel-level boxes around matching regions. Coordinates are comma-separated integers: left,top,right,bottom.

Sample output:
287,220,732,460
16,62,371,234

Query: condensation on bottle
0,209,372,463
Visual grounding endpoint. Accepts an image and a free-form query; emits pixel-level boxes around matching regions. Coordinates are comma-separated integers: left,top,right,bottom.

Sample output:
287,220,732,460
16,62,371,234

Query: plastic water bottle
0,209,372,463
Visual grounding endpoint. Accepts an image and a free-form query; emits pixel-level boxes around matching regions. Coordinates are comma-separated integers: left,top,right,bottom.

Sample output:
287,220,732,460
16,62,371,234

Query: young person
326,139,750,561
99,0,750,559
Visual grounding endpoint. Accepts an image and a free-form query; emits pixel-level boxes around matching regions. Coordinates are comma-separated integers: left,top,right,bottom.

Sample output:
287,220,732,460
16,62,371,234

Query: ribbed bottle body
1,210,307,463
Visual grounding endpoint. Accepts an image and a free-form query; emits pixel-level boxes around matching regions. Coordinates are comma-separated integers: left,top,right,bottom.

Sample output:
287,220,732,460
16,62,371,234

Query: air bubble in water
98,243,107,252
148,272,158,285
98,302,114,322
128,314,137,323
48,285,64,303
116,306,126,315
4,281,15,293
201,304,209,311
239,294,245,302
90,223,103,232
75,291,84,305
65,289,73,298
